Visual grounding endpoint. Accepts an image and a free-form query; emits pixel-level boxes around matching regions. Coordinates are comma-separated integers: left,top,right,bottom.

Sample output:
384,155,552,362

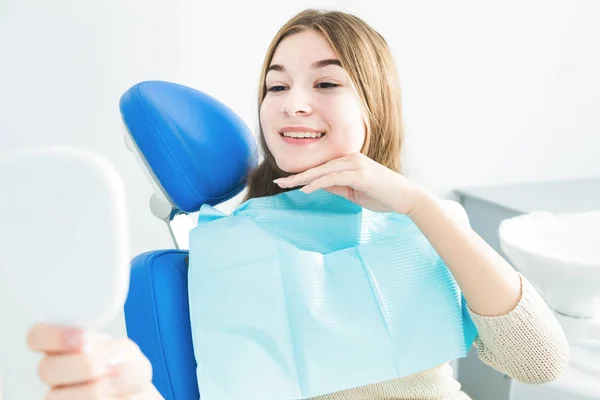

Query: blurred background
0,0,599,398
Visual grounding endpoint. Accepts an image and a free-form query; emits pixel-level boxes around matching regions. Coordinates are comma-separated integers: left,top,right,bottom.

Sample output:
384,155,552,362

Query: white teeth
281,132,324,138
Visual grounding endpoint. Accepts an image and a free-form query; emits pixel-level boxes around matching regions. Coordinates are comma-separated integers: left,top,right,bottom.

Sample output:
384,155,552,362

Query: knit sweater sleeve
443,200,570,384
466,273,570,384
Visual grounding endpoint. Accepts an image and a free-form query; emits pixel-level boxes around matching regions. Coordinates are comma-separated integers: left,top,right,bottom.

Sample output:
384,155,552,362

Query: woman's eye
316,82,339,89
266,85,287,92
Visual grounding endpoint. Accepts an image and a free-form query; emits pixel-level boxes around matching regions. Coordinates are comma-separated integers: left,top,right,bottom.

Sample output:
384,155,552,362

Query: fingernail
107,356,124,389
63,330,83,349
106,355,123,376
107,354,123,367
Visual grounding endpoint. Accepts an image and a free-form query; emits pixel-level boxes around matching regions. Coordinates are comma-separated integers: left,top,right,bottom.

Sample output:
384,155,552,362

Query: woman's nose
281,87,312,116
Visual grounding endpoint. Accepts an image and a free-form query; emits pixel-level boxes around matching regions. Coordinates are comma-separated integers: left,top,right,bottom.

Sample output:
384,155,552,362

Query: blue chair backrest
119,81,257,399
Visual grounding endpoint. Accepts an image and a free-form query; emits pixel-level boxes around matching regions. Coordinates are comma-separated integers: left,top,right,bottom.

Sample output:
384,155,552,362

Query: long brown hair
244,9,404,201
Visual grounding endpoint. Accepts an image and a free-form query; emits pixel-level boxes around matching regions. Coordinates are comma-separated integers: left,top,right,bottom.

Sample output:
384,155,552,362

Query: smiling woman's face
259,29,366,174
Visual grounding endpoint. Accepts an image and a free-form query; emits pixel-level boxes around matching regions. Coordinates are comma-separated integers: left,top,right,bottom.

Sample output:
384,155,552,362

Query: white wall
1,1,599,398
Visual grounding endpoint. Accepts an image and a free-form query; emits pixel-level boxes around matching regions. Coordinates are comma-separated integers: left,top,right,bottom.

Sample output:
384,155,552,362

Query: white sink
499,211,600,320
500,211,600,393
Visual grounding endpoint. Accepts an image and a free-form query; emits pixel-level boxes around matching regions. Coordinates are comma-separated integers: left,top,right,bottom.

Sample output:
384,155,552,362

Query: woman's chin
276,158,324,174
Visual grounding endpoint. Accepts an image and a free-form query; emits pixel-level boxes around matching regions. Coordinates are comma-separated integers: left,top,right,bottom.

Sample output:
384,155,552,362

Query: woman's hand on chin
273,152,429,215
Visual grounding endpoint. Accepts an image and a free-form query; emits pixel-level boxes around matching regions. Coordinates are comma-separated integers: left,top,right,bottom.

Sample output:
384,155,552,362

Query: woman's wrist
404,184,438,219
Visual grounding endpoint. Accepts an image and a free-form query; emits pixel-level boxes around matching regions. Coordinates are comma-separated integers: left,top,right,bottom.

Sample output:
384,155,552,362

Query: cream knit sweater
309,272,570,400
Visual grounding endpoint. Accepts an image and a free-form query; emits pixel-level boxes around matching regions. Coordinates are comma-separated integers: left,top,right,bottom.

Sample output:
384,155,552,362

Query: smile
279,131,326,146
280,131,325,138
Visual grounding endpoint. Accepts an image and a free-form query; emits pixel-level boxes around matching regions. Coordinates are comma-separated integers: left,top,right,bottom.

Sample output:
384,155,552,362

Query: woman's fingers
38,338,151,393
27,323,84,354
106,340,153,397
322,185,353,199
39,338,152,398
37,338,118,386
27,323,110,354
45,380,116,400
301,171,358,194
28,323,154,398
274,154,357,188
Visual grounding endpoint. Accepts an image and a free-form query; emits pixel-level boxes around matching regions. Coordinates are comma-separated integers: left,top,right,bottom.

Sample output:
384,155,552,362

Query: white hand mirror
0,146,130,330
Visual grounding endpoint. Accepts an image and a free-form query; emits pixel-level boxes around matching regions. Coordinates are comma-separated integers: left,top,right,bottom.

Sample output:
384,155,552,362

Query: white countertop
454,178,600,214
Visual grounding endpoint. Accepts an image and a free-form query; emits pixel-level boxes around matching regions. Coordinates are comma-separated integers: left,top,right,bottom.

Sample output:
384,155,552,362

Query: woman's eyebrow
311,59,342,69
266,59,342,74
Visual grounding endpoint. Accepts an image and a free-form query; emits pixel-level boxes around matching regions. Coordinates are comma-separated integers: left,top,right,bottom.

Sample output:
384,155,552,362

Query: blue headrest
119,81,258,213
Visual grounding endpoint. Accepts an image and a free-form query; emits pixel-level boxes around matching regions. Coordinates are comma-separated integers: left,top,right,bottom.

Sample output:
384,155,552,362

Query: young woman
26,9,569,400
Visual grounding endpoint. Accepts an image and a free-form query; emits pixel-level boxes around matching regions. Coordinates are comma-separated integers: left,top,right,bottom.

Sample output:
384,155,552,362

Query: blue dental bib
188,189,477,399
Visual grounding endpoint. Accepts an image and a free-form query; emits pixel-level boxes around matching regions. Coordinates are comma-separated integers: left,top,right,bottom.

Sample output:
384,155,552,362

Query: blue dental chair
119,81,258,399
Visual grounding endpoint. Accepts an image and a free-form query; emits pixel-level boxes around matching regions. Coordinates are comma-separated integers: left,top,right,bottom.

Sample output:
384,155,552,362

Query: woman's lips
281,136,324,145
279,130,326,146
